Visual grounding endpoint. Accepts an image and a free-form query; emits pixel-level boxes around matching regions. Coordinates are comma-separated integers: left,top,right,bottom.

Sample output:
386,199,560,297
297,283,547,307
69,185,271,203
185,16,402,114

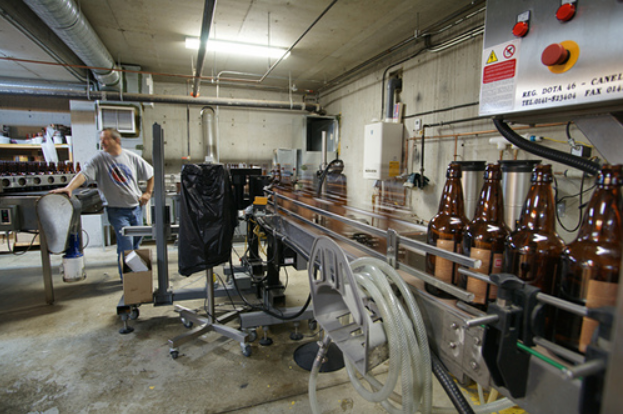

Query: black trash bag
178,163,238,276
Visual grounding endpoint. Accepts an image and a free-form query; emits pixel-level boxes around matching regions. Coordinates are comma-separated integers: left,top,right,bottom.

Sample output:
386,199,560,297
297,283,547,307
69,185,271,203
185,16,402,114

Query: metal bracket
386,228,399,268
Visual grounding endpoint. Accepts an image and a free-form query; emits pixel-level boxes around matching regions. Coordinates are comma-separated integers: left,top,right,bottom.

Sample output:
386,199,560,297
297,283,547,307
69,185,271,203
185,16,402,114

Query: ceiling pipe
22,0,120,90
0,0,88,82
205,0,338,89
258,0,338,83
191,0,217,98
0,77,90,91
0,86,323,113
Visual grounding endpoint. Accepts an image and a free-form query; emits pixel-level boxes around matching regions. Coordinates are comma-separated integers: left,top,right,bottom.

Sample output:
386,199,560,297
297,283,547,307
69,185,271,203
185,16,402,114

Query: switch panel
0,206,20,231
479,0,623,120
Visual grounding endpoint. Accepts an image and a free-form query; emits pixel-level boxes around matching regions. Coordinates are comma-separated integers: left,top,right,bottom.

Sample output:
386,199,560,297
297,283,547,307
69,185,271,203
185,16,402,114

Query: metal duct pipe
0,0,88,82
0,77,89,92
385,76,402,121
22,0,120,89
0,86,323,112
191,0,217,98
200,106,218,162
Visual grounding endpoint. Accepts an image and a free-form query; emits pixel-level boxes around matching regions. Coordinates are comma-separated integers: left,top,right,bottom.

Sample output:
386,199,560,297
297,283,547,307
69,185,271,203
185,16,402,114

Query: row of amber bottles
0,160,80,175
427,161,622,353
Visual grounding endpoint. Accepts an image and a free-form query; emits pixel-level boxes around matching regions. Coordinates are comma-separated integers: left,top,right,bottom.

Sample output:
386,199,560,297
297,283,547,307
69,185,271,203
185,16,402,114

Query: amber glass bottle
463,164,510,309
426,162,469,298
504,164,564,338
554,165,622,353
504,164,564,294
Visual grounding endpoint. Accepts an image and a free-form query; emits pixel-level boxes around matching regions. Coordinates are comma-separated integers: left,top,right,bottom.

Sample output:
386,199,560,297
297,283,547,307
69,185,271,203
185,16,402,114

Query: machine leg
119,314,134,334
290,321,304,341
259,325,273,346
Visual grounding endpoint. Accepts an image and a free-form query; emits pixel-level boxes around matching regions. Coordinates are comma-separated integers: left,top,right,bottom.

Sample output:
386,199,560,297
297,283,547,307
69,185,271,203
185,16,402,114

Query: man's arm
138,176,154,206
49,173,87,197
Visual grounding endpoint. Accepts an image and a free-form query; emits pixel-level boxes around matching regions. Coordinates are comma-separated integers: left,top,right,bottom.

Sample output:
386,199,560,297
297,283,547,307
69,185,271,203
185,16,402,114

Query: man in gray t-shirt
52,128,154,280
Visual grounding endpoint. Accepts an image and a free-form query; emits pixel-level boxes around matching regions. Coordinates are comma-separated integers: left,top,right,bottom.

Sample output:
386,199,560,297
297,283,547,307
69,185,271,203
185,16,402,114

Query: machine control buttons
556,3,576,22
512,21,529,37
542,43,570,66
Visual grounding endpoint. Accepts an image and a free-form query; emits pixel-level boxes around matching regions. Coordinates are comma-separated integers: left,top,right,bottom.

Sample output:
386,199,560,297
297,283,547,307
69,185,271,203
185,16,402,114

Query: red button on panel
542,43,570,66
512,21,529,37
556,4,576,22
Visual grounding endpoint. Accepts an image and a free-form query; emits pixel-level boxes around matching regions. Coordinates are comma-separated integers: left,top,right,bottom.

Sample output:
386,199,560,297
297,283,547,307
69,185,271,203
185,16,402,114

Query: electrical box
0,205,19,231
479,0,623,120
363,122,403,180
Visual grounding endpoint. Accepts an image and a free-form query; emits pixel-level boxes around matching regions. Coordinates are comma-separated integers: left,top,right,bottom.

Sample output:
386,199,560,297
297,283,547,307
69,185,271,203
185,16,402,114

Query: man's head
100,128,122,155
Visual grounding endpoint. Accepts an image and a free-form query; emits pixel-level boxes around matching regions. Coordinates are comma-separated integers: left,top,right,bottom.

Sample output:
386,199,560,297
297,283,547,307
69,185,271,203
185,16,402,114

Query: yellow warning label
487,50,498,64
389,161,400,177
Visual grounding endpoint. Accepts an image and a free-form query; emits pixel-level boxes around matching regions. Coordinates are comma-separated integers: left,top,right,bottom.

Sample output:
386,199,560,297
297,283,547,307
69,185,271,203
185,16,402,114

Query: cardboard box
122,249,153,305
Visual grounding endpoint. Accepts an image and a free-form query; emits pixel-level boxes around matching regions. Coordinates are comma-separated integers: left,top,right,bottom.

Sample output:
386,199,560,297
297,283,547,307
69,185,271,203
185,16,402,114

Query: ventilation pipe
0,86,323,113
201,106,218,162
385,76,402,121
22,0,120,90
0,77,90,92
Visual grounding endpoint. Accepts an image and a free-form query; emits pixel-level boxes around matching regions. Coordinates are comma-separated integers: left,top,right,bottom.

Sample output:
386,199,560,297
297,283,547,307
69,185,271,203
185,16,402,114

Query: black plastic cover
178,163,237,276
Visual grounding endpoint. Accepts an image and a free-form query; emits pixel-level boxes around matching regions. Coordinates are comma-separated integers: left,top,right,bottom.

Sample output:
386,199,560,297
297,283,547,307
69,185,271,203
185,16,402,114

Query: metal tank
499,160,541,230
455,161,486,221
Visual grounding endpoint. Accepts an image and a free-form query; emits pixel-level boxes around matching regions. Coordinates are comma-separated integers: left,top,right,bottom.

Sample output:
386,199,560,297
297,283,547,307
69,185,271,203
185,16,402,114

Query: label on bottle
467,249,502,304
435,239,456,284
579,279,618,353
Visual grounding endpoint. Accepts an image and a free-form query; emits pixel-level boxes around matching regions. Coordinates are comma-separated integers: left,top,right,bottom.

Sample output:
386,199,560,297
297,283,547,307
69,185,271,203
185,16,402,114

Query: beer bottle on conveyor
554,165,622,353
463,164,510,310
504,164,564,339
426,162,468,298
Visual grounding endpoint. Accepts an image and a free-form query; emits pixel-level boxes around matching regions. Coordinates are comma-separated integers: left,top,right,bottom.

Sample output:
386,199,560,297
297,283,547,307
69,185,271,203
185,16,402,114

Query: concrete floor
0,243,462,414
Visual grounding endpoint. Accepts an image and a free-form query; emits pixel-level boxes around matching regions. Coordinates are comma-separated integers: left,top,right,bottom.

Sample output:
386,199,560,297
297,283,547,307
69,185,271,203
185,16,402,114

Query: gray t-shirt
81,150,154,208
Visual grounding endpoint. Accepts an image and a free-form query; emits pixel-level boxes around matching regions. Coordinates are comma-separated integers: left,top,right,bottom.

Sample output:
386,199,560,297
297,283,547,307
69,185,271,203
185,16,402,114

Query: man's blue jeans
107,206,143,279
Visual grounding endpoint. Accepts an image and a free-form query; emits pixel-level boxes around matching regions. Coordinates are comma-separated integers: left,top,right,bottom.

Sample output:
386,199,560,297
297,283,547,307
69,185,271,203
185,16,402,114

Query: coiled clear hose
308,257,516,414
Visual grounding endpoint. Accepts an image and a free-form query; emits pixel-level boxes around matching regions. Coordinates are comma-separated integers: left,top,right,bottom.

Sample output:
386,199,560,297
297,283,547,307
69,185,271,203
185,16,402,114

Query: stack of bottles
426,161,622,353
0,160,80,191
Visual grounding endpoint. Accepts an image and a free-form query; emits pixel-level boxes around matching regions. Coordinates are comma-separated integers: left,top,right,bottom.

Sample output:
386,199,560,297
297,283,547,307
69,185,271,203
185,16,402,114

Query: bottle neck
576,185,623,243
473,179,505,223
438,177,466,217
518,181,557,232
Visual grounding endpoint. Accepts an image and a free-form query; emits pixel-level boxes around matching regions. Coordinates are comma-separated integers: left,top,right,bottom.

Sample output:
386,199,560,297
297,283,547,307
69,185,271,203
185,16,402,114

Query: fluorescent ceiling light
185,37,290,59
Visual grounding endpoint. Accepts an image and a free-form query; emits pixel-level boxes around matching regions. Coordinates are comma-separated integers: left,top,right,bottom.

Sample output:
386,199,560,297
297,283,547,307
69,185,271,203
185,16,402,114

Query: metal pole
153,123,172,305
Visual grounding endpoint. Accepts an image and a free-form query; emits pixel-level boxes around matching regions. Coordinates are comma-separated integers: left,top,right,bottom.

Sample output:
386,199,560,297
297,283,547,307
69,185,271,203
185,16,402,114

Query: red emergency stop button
512,21,529,37
556,3,576,22
542,43,570,66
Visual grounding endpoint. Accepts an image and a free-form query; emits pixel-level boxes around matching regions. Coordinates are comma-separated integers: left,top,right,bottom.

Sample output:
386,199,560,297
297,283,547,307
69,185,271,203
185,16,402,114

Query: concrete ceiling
0,0,483,94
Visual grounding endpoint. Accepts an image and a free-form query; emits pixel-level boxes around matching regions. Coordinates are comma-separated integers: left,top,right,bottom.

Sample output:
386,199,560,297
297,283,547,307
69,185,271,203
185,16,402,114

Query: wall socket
413,118,422,131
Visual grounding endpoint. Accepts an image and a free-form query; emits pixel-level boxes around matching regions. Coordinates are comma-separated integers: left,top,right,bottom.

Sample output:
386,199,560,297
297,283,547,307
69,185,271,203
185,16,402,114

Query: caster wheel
170,350,179,359
247,329,258,342
241,345,252,357
119,326,134,334
129,308,139,320
290,332,304,341
182,318,193,329
308,320,318,331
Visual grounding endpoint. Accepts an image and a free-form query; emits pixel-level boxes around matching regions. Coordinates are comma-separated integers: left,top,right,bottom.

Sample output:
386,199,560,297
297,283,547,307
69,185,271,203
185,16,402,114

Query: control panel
479,0,623,120
0,205,20,231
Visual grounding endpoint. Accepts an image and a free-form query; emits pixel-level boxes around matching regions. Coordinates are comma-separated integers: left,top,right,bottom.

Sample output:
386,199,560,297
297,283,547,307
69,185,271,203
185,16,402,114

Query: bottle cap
531,164,553,182
447,162,462,178
597,164,622,186
484,164,502,180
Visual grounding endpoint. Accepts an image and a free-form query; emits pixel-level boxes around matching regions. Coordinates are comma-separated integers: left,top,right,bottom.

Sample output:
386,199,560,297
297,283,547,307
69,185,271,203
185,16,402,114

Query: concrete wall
320,28,600,243
141,82,311,175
